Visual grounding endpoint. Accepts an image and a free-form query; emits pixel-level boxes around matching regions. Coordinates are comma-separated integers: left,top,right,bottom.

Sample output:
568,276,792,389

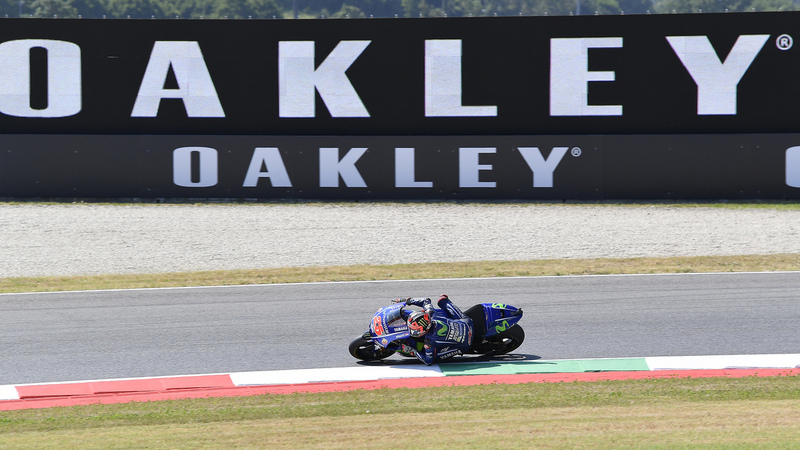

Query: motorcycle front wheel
348,336,396,361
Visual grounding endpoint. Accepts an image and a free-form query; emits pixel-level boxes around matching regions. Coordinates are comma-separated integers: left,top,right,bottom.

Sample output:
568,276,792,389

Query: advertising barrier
1,134,798,199
0,13,799,199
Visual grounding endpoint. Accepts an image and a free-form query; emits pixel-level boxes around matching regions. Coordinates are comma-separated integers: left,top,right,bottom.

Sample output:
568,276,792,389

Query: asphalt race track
2,272,799,386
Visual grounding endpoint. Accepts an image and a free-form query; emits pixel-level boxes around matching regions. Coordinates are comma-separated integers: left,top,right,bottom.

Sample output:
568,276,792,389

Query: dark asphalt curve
1,272,799,385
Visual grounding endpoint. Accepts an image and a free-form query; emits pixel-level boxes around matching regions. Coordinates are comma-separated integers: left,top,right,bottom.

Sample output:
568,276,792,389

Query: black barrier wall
1,135,798,199
0,14,800,199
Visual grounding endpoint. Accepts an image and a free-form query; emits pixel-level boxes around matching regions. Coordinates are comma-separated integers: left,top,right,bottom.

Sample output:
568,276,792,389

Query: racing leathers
400,295,474,365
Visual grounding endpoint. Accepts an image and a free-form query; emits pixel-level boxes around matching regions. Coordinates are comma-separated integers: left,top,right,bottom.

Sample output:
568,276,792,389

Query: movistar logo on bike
495,320,510,334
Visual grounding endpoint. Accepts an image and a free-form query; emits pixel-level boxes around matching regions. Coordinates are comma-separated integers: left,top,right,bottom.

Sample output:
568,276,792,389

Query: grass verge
2,253,799,294
1,376,799,448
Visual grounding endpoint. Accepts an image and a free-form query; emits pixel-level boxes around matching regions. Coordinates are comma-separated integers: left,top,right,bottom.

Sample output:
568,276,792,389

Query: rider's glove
400,343,416,354
406,297,431,307
392,297,411,304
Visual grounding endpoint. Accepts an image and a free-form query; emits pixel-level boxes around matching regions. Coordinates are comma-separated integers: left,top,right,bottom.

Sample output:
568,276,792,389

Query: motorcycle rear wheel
349,336,396,361
488,325,525,355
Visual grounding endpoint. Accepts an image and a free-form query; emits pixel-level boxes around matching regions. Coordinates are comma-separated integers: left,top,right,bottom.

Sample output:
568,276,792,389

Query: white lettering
173,147,218,187
550,37,623,116
0,39,81,118
459,147,496,188
320,147,367,187
787,146,800,188
243,147,292,187
666,35,768,115
518,147,568,188
132,41,225,118
279,41,371,118
425,40,497,117
395,148,433,188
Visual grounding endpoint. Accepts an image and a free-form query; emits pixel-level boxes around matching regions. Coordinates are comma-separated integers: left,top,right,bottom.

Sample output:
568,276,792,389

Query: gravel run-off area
2,203,799,278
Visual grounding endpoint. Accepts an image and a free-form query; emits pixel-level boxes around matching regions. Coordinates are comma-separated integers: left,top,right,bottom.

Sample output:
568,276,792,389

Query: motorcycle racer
395,294,474,365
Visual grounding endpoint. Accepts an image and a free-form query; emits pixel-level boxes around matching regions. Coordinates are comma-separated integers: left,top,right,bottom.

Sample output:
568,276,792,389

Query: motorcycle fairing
481,303,523,338
370,303,411,347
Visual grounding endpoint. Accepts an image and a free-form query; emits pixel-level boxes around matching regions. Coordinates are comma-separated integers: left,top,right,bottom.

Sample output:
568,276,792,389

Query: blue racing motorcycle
349,301,525,361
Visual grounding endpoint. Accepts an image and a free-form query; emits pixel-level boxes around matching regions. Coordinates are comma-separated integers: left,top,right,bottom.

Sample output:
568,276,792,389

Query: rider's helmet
407,311,432,338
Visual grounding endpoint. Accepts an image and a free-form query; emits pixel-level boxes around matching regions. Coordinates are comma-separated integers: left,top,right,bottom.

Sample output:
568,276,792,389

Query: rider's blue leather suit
404,297,474,365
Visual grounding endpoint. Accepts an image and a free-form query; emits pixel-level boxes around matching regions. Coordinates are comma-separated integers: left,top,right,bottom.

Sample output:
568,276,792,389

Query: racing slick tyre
349,336,396,361
488,325,525,355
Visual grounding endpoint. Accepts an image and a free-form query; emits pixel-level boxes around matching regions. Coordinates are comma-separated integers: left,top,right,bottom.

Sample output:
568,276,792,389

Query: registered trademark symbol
777,34,793,51
571,147,582,157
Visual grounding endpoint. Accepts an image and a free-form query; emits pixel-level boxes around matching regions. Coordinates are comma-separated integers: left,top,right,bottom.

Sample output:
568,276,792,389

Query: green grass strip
2,253,799,294
1,376,799,448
